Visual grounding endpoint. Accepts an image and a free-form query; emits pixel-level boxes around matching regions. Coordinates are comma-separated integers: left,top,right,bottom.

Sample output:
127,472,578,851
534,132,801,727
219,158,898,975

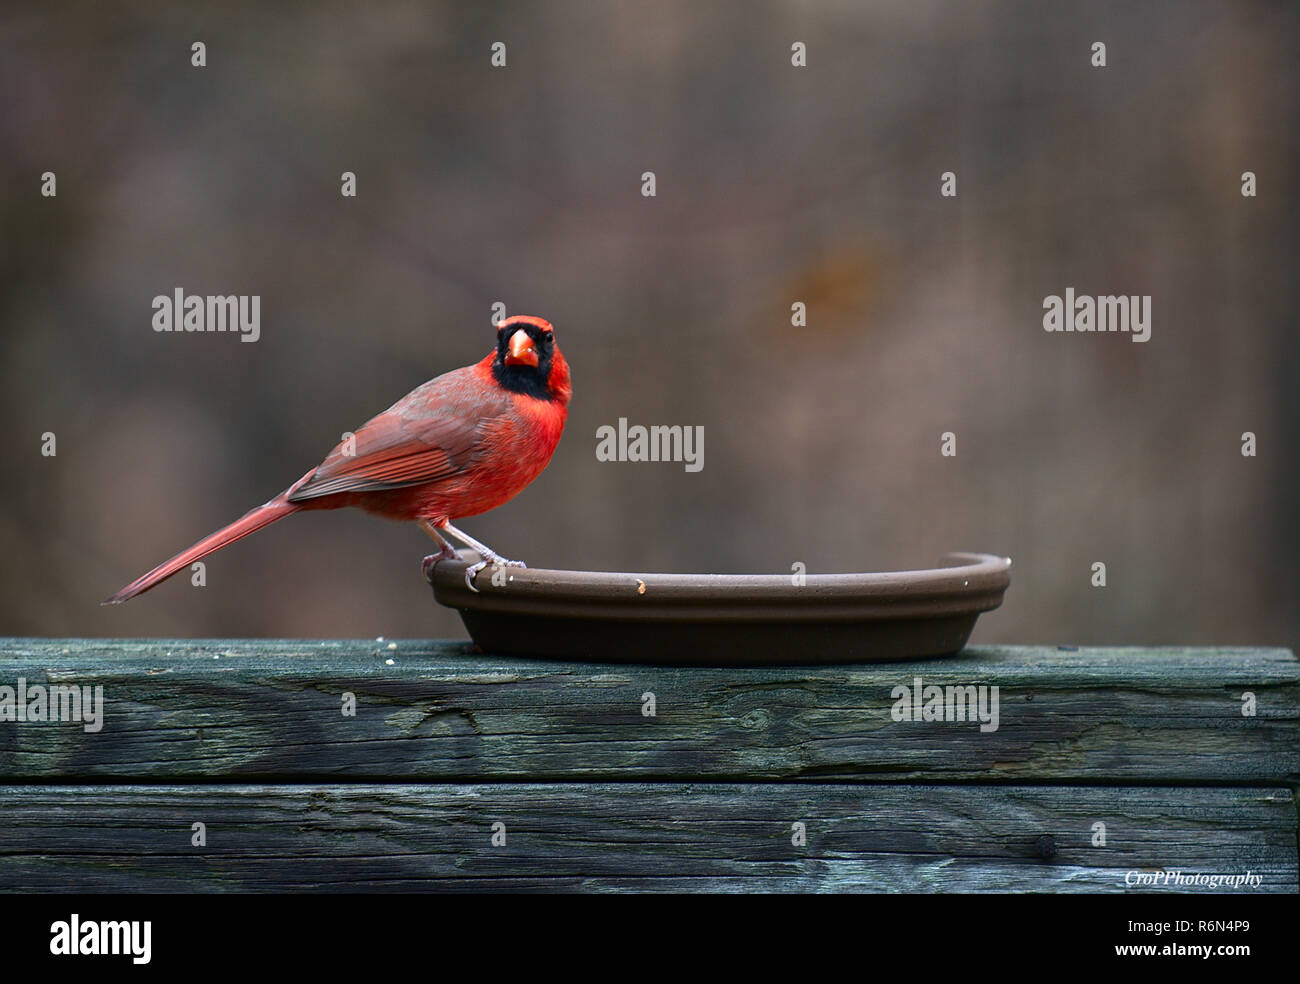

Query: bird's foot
421,544,459,583
464,554,527,593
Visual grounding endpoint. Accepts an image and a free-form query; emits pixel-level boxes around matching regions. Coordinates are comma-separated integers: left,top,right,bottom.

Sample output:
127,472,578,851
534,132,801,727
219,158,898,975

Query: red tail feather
103,494,300,604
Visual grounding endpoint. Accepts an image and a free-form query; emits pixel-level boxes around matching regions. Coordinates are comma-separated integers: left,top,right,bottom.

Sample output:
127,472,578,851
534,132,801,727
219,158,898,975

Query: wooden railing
0,640,1296,892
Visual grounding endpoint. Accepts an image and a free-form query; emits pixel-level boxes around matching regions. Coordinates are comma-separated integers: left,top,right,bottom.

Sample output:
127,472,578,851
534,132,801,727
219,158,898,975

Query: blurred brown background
2,0,1295,647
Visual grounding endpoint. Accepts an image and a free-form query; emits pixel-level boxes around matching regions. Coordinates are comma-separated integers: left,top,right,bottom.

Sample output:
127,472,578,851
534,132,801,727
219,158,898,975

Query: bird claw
421,546,458,583
464,556,526,593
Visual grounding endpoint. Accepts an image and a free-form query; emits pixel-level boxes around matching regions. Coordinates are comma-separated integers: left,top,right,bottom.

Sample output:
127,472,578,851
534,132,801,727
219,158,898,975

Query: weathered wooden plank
0,784,1291,893
1,640,1296,782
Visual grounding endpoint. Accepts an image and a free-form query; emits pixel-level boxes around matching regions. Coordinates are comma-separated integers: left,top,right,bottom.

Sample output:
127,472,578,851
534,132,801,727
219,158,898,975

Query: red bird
105,315,571,602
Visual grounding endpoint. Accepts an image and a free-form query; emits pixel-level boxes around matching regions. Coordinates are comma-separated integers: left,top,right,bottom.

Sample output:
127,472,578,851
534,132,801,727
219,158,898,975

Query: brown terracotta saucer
428,551,1011,665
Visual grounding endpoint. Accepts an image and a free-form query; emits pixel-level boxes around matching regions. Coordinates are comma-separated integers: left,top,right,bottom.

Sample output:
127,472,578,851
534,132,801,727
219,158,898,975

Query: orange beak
504,329,539,367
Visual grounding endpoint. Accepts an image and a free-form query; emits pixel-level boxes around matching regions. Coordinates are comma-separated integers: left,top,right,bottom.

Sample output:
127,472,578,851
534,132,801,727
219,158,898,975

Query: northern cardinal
105,315,571,603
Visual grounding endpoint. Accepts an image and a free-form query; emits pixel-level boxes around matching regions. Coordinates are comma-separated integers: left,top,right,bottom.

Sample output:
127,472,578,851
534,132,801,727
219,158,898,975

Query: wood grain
0,783,1292,893
0,640,1295,782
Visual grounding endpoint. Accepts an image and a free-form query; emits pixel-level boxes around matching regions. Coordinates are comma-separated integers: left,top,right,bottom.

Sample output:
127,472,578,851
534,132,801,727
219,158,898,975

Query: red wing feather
287,370,508,502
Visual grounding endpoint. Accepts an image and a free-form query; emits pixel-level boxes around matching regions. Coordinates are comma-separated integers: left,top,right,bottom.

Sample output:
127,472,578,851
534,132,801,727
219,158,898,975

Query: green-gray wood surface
1,640,1296,893
1,785,1293,893
2,640,1295,782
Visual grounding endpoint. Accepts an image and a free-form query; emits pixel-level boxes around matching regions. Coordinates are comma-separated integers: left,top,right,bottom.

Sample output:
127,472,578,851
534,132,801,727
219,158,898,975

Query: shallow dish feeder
429,551,1011,665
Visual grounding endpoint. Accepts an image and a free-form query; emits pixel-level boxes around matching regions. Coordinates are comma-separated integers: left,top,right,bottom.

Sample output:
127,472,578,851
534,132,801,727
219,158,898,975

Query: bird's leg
419,519,458,582
439,521,526,592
